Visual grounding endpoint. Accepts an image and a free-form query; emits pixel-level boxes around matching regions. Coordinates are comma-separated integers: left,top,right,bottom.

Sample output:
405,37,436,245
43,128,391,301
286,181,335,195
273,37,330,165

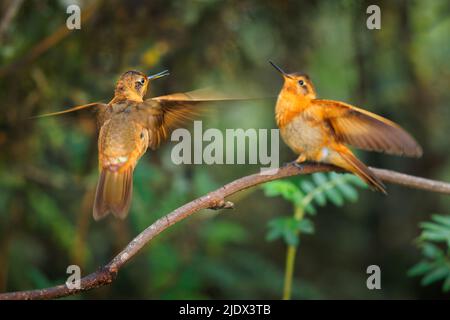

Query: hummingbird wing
143,89,253,149
312,99,422,157
31,102,107,118
151,88,252,102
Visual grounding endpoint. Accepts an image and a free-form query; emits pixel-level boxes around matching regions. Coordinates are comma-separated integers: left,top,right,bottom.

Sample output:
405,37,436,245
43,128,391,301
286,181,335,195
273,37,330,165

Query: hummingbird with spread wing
37,70,241,220
270,61,423,193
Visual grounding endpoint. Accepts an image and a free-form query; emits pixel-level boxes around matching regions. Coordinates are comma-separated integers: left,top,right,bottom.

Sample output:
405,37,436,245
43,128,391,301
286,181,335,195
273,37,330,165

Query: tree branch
1,163,450,300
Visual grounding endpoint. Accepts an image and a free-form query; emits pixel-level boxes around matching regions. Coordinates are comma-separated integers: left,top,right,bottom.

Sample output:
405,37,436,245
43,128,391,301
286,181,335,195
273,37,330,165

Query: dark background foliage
0,0,449,299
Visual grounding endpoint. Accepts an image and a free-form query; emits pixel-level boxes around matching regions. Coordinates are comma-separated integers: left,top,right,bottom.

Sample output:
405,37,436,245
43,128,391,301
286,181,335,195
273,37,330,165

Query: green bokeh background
0,0,449,299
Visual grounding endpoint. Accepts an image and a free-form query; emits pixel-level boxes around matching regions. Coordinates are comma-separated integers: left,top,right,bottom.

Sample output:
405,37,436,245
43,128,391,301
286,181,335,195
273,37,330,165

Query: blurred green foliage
263,172,367,298
0,0,449,299
409,214,450,292
264,173,367,246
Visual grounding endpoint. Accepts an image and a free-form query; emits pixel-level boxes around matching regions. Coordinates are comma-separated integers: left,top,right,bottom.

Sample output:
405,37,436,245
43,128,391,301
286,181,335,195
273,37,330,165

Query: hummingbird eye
135,78,146,91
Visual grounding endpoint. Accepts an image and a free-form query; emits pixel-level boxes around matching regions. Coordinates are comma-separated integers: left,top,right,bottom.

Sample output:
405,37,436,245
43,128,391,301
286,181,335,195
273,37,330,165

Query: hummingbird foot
284,160,322,170
292,161,305,169
283,160,304,169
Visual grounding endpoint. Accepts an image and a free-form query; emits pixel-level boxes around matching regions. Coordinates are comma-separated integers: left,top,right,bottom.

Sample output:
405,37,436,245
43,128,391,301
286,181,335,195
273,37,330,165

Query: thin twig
1,163,449,300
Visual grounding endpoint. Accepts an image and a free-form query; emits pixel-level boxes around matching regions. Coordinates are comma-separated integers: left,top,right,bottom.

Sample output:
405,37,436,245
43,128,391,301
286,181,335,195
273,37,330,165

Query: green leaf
263,180,288,197
346,174,368,188
421,231,449,243
266,219,284,242
266,228,282,242
336,182,358,202
407,261,433,277
420,215,450,246
300,180,315,194
431,214,450,228
266,217,305,246
304,203,317,215
324,187,344,207
298,219,315,234
292,190,305,207
313,191,327,207
284,231,299,246
410,214,450,293
312,172,328,186
421,267,449,286
421,243,443,259
420,222,450,235
263,180,303,204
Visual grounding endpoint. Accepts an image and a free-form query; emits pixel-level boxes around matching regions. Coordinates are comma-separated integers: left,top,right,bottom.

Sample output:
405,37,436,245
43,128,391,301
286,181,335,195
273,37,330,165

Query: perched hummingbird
270,61,422,193
37,70,242,220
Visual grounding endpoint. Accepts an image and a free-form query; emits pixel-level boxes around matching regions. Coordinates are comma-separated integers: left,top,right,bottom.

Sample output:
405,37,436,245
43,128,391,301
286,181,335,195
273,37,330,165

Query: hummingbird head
114,70,169,102
269,61,316,99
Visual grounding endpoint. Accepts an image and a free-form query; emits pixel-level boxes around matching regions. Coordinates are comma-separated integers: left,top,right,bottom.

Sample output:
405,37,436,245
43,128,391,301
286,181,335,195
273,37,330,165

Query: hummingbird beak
269,61,291,79
148,69,170,81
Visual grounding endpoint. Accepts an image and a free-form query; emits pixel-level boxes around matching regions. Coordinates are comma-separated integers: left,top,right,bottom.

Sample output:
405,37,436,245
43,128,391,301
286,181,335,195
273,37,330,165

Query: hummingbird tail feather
93,167,133,220
336,148,387,194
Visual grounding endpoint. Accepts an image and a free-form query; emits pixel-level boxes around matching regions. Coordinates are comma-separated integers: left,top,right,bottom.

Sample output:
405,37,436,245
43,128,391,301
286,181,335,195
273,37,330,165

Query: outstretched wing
143,88,254,149
31,102,107,119
313,99,422,157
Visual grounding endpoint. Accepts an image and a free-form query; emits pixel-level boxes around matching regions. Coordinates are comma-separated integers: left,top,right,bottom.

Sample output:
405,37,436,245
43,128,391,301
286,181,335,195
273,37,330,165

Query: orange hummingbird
36,69,245,220
270,61,422,193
